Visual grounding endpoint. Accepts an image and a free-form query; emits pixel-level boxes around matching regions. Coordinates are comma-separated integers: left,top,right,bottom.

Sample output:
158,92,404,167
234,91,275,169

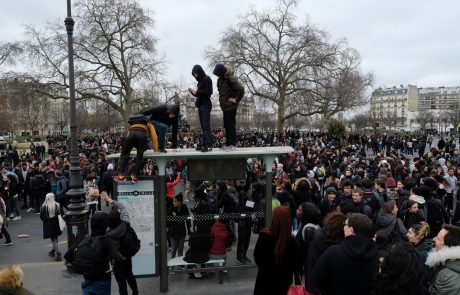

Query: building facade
370,84,460,131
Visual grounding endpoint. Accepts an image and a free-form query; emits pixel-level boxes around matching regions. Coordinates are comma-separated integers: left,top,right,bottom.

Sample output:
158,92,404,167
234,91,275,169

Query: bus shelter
109,146,294,292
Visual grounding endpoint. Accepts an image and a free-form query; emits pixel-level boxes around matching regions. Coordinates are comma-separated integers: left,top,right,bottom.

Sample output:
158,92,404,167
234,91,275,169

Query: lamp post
64,0,89,250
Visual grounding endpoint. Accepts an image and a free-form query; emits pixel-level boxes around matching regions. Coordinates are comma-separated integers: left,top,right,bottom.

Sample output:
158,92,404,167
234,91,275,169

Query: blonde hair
42,193,59,218
410,222,430,245
0,265,24,289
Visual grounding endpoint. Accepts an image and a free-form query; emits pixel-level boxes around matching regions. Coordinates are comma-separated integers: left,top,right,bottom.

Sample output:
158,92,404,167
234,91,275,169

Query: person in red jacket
166,172,181,210
209,218,229,260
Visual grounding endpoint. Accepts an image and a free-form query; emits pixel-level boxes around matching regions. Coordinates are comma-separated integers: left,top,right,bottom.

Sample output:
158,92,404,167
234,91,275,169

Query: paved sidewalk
0,206,258,295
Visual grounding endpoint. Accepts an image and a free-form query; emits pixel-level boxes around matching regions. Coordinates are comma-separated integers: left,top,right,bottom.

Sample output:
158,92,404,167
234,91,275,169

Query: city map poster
116,178,157,276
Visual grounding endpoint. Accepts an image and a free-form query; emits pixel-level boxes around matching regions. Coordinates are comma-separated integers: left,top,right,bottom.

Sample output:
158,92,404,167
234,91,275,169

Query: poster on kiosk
115,177,158,277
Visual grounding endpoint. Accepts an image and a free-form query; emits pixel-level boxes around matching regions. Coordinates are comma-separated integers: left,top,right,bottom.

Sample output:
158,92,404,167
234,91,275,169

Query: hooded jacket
214,66,245,112
311,234,379,295
191,65,213,107
426,246,460,295
375,212,407,239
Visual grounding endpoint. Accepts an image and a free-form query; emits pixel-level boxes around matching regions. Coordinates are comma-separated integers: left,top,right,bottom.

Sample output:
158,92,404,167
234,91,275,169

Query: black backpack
128,114,151,125
65,235,105,276
295,224,318,259
120,224,141,257
426,198,445,229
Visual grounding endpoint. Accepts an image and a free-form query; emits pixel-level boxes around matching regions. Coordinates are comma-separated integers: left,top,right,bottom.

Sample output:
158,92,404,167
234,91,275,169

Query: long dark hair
372,241,426,295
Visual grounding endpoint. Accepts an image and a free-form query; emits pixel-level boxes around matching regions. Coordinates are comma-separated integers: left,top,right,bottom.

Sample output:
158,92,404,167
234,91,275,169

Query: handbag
58,214,66,231
287,285,308,295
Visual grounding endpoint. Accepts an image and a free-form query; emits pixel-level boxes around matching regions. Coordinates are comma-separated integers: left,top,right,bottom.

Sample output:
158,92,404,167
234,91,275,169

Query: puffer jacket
426,246,460,295
216,67,245,111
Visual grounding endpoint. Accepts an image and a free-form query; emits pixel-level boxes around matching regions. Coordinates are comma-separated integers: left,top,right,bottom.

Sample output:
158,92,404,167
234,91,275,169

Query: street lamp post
64,0,89,251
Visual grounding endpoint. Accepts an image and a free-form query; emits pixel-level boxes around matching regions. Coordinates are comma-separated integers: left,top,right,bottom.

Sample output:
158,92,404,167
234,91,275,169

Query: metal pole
263,155,274,228
156,158,168,292
64,0,89,250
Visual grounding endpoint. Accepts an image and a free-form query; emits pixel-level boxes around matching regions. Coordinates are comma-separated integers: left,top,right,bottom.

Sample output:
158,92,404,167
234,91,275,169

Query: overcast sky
1,0,459,90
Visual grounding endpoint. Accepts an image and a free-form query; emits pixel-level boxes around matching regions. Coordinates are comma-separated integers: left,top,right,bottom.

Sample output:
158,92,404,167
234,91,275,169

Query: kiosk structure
109,146,294,292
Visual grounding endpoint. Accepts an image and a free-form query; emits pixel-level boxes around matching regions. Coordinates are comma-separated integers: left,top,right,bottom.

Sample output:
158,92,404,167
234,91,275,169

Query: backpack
120,224,141,257
128,114,151,125
295,223,319,259
225,189,239,212
65,235,105,276
426,198,445,229
207,191,219,214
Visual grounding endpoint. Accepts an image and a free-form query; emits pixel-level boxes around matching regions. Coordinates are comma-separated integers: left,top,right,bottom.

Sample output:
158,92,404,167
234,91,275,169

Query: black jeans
237,218,252,259
1,222,11,243
114,257,138,295
198,103,213,147
223,108,237,146
119,129,148,175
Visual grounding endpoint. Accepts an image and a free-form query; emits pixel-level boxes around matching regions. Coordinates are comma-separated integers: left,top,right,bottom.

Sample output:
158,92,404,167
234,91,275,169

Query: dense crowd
1,130,460,294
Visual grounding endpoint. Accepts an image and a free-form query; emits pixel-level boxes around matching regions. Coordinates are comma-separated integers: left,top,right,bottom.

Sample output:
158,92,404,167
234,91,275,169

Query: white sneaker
12,216,21,221
27,208,33,212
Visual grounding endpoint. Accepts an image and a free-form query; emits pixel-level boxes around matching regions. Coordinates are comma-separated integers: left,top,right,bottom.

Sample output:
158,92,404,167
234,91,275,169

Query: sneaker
6,217,11,221
35,211,41,215
195,146,202,151
12,216,21,221
236,258,246,265
114,175,125,182
27,208,33,212
220,145,230,150
159,148,167,153
228,145,236,151
2,242,13,246
201,146,212,152
243,257,252,263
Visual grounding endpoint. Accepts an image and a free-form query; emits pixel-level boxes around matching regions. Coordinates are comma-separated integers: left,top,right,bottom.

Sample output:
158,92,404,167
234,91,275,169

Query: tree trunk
276,102,285,137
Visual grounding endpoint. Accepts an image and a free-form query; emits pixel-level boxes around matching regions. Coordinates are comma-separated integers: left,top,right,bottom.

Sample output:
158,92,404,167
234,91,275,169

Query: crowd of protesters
1,129,460,294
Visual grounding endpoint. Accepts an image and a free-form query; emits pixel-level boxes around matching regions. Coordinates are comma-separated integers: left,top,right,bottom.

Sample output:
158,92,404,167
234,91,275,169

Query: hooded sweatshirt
191,64,213,107
312,234,379,295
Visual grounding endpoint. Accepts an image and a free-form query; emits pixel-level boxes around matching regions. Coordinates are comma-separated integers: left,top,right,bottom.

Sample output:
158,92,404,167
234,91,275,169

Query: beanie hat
91,212,109,236
421,177,438,191
325,186,337,195
213,64,227,77
385,177,397,188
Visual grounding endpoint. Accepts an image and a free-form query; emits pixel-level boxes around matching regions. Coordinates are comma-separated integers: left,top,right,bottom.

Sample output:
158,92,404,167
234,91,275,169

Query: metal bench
167,256,226,283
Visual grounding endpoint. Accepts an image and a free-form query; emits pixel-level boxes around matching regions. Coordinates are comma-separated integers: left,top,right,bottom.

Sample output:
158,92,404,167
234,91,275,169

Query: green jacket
216,67,245,112
426,246,460,295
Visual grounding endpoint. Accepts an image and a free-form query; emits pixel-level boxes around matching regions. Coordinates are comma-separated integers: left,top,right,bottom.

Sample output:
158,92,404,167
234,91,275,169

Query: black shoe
21,206,28,209
201,146,212,152
236,258,246,265
195,146,202,151
159,148,167,153
243,257,252,263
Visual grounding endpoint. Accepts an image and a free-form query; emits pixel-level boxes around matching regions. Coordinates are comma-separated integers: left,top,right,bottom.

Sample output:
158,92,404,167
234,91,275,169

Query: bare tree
23,0,163,132
0,42,22,67
206,0,372,132
349,111,373,131
414,110,435,131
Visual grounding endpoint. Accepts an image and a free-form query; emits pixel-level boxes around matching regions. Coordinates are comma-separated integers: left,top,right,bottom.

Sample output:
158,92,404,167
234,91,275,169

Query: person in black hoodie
103,192,138,295
312,213,379,295
187,64,213,152
65,211,125,295
142,104,180,153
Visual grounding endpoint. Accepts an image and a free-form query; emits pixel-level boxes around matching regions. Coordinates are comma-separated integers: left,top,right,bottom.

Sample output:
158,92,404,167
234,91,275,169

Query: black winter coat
40,204,63,239
184,229,211,264
192,65,213,107
142,104,179,148
253,232,302,295
311,234,379,295
216,70,244,112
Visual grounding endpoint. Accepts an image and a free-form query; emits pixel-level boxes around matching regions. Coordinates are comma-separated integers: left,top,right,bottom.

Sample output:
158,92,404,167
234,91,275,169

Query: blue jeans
153,120,168,149
198,103,212,147
81,278,111,295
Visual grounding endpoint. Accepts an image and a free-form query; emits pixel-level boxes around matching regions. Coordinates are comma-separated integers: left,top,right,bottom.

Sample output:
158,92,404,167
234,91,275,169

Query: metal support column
156,158,168,292
263,155,275,227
